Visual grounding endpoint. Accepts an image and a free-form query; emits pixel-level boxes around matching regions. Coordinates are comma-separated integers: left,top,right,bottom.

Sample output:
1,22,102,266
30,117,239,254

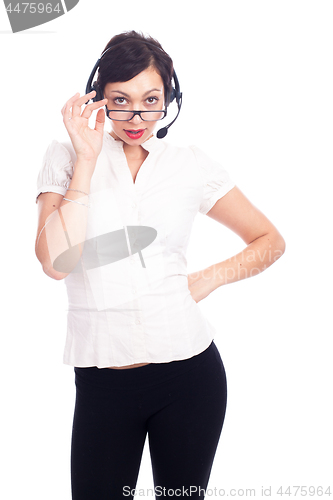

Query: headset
85,39,183,139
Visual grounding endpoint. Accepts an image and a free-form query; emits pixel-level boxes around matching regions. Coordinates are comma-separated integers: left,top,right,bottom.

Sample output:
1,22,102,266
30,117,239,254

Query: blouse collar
103,130,163,153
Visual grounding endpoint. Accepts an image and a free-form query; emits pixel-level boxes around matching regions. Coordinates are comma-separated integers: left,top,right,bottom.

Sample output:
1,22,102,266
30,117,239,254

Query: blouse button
135,319,141,325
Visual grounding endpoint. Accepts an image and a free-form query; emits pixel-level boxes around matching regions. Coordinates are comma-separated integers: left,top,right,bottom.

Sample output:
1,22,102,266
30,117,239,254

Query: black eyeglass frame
105,107,168,122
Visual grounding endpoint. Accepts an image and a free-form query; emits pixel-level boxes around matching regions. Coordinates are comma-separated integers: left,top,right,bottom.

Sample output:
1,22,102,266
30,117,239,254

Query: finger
62,92,105,122
62,92,83,122
81,98,108,120
61,92,79,116
94,108,105,134
71,91,98,118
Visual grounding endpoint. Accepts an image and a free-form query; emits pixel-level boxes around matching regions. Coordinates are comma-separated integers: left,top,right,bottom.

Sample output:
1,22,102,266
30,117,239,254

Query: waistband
74,340,217,390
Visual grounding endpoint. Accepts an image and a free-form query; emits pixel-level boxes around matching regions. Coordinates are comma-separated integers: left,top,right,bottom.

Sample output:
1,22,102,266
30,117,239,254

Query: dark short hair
96,30,174,106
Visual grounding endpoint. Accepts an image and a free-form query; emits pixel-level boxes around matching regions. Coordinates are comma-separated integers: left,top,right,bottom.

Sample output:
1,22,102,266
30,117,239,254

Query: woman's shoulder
55,139,77,165
36,138,75,204
41,137,76,166
158,138,200,158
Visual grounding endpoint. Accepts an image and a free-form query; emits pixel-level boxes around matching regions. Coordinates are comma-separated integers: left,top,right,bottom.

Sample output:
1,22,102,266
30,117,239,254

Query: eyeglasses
105,108,167,122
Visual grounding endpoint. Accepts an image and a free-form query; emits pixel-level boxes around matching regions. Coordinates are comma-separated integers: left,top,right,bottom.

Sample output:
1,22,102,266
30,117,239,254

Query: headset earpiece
91,81,103,102
168,88,176,106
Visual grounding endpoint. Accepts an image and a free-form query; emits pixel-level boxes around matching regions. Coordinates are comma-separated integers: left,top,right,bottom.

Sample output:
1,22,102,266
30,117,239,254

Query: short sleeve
35,140,74,204
190,146,236,215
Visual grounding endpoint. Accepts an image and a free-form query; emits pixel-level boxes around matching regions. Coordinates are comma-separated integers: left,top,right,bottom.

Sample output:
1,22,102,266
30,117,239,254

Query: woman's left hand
187,267,217,303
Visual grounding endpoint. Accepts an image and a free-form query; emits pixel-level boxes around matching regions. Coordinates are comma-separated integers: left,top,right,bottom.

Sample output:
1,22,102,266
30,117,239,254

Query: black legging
71,340,227,499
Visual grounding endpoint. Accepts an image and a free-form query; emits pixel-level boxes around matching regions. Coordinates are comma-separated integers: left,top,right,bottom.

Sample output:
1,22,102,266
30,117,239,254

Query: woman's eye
114,97,127,105
146,97,158,104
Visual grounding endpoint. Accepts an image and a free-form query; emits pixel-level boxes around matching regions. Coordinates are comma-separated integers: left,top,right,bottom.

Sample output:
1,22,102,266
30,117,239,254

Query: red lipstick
124,129,145,140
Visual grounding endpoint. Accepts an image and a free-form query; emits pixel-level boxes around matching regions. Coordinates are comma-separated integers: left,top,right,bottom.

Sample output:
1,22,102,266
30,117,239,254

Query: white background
1,1,332,498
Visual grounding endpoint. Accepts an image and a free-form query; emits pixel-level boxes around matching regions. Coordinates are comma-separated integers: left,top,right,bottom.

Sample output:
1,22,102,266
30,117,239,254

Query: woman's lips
124,129,145,140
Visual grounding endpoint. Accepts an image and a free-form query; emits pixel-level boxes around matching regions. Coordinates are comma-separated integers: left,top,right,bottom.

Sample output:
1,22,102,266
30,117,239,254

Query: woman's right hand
61,90,108,163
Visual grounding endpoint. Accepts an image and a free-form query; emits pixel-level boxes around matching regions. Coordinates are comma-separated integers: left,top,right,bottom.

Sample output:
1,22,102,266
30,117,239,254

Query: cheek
111,121,123,133
149,121,158,130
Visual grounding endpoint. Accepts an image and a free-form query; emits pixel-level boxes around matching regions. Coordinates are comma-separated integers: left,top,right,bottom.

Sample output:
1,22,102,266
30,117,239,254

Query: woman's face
103,66,165,146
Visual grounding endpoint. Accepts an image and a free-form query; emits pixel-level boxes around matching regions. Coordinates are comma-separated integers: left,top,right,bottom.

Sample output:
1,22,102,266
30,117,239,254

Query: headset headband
85,37,182,139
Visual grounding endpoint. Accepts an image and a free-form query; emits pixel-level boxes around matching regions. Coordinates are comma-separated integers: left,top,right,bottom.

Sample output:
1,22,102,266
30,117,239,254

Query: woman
35,31,285,499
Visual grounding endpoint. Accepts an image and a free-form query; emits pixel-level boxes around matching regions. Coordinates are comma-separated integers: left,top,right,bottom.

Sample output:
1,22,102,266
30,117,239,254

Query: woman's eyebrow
109,88,163,98
110,90,130,97
142,88,163,97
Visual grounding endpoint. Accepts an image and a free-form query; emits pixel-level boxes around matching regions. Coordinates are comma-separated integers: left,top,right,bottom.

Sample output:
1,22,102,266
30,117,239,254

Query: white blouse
36,131,236,368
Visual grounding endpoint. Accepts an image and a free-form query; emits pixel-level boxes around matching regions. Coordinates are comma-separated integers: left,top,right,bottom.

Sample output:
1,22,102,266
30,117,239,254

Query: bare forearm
36,159,95,279
209,231,286,289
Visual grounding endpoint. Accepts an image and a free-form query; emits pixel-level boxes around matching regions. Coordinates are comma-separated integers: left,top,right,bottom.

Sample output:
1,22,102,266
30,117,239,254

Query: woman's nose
128,113,142,125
